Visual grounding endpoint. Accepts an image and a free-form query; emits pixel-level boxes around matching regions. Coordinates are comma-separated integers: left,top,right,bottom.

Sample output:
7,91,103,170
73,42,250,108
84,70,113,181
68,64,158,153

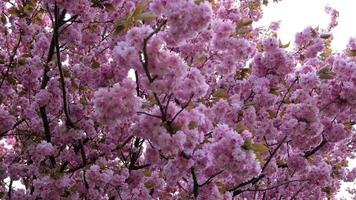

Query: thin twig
275,77,299,117
0,34,22,89
304,134,327,158
262,136,287,172
54,4,74,128
191,168,199,198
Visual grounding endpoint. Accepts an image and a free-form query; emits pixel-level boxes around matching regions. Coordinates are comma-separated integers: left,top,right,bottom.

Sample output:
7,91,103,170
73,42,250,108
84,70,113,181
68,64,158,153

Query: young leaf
318,67,335,80
104,3,115,12
251,143,269,153
135,12,156,21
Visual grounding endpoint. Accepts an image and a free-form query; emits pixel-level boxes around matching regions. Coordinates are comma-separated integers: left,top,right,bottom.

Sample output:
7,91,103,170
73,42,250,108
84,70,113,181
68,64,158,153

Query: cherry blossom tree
0,0,355,199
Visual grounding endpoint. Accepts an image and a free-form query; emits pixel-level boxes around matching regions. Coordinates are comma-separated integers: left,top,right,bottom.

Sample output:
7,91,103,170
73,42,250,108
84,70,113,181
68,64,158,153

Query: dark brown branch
8,178,13,200
128,138,145,172
134,70,141,97
38,5,67,168
140,20,167,83
0,34,22,89
78,139,87,166
191,168,199,198
136,111,161,119
115,136,134,150
0,119,25,137
262,136,287,172
229,136,287,196
130,164,150,170
228,174,265,193
233,179,308,196
60,161,69,172
170,94,194,123
54,4,74,128
304,135,327,158
290,185,305,200
164,93,173,114
275,77,299,117
67,153,105,173
83,170,89,189
199,170,224,187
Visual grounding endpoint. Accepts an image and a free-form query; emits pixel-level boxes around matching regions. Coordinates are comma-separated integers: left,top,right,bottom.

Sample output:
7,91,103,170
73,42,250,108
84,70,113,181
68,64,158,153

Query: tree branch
304,134,327,158
8,178,13,200
262,136,287,172
140,20,167,83
54,4,74,128
228,174,265,193
38,5,67,168
275,77,298,117
0,118,25,138
191,167,199,198
0,34,22,89
199,170,224,187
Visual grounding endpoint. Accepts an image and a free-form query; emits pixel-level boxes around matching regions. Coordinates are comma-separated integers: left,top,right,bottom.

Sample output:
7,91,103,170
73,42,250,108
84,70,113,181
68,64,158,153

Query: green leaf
267,109,276,118
113,19,127,36
251,143,269,153
276,160,287,167
212,89,229,99
90,58,100,69
132,1,147,18
242,138,269,154
144,180,155,189
269,87,281,96
242,138,253,150
318,67,335,80
104,3,115,12
171,122,183,132
135,12,156,21
235,122,247,133
347,49,356,57
1,14,7,25
188,121,197,130
24,4,34,14
50,171,64,179
237,68,251,80
278,39,290,48
143,169,152,177
5,75,17,85
8,8,20,15
63,69,71,78
18,58,27,65
0,55,4,64
236,18,253,29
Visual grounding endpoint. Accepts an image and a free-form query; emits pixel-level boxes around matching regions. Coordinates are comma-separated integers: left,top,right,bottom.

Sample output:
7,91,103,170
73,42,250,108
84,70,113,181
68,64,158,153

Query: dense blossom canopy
0,0,355,199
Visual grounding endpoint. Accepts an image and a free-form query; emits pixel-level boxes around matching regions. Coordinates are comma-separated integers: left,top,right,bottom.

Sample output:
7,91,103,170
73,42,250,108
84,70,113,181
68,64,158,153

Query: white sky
258,1,356,199
257,0,356,51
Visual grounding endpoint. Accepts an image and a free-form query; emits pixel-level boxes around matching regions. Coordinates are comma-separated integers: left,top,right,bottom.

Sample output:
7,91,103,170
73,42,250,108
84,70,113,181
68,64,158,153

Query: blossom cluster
0,0,354,199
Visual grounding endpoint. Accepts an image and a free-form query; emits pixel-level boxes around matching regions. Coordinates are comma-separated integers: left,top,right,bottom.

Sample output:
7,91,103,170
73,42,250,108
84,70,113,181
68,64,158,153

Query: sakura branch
53,3,74,127
275,77,299,117
229,135,287,196
304,133,327,158
190,167,224,198
0,34,22,89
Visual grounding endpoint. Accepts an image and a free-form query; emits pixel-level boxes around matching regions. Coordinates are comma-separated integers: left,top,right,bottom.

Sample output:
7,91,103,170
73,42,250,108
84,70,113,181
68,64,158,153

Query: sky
257,0,356,51
257,0,356,199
